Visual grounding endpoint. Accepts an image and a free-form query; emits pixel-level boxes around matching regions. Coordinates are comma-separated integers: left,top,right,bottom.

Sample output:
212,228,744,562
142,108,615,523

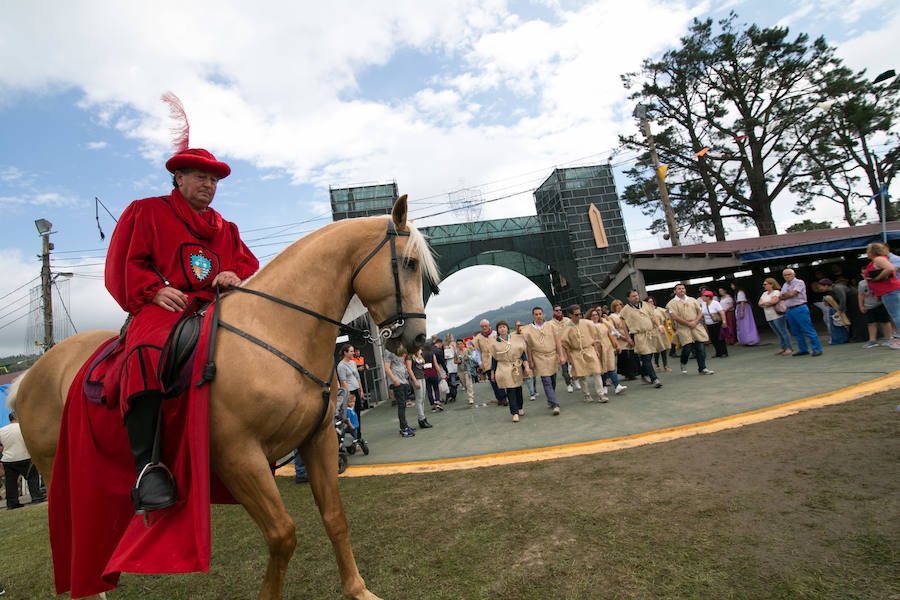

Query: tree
794,66,900,223
785,219,832,233
621,13,847,237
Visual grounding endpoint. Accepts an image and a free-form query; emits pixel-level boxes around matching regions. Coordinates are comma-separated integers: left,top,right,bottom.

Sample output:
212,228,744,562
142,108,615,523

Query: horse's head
351,195,439,355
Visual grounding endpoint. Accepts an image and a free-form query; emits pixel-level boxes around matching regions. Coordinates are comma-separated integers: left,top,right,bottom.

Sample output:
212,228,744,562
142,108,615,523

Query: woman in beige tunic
587,307,627,396
621,290,664,388
490,320,532,422
609,299,638,381
522,306,564,414
559,306,609,402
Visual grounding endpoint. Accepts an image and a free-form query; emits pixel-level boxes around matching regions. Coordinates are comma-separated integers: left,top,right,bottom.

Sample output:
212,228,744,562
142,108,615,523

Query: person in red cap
104,141,258,513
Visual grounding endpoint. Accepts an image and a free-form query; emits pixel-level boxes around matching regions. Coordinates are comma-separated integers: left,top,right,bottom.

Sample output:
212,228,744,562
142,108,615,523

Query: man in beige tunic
522,306,565,414
549,304,578,393
666,283,715,376
621,290,664,388
471,319,508,406
559,305,608,402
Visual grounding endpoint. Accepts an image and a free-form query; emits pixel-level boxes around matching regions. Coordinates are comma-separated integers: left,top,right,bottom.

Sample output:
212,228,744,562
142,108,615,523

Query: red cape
49,309,233,598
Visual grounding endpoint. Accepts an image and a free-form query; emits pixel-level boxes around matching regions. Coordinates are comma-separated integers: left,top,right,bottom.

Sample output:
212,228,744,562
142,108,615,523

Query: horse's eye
404,258,418,271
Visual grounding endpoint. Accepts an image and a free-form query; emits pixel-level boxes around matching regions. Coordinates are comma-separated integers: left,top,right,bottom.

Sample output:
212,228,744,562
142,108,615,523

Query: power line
53,280,78,335
0,276,40,303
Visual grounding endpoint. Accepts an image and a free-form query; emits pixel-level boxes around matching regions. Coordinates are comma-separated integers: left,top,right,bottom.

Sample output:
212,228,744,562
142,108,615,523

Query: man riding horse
105,145,258,513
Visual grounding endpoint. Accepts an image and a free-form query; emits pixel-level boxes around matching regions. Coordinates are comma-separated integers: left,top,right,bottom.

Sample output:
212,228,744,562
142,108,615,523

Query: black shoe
418,419,433,428
793,351,810,356
812,350,822,356
653,380,663,388
131,465,177,513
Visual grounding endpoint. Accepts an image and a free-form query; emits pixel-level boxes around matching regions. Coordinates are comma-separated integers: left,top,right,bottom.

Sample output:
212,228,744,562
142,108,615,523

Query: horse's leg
215,447,296,600
301,425,381,600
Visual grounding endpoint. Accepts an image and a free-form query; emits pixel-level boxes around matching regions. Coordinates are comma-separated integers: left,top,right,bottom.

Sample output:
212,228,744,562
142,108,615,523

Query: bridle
196,220,435,449
350,220,437,341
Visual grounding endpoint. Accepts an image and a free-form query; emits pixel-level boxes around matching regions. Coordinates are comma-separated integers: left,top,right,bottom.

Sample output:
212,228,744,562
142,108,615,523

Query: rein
196,220,425,450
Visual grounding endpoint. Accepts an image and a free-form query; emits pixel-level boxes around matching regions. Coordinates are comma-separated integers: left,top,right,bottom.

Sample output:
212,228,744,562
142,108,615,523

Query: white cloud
835,6,900,76
86,141,108,150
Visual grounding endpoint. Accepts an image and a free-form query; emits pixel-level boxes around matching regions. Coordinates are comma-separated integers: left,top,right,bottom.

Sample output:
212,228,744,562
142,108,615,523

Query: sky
1,0,899,356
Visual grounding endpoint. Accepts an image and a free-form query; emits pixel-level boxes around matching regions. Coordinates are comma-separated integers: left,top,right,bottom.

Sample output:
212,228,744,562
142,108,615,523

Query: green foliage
619,12,897,239
786,219,833,233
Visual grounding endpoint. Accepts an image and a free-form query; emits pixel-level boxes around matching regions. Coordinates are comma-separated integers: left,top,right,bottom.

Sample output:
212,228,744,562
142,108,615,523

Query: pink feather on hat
161,91,190,153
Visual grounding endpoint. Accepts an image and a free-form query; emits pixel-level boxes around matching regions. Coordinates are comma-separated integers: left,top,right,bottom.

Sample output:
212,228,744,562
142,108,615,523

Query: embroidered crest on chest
179,243,220,286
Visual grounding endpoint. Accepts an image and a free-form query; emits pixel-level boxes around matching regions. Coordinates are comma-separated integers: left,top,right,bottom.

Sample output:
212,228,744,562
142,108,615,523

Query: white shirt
444,345,457,374
760,290,781,322
701,300,723,325
0,422,30,462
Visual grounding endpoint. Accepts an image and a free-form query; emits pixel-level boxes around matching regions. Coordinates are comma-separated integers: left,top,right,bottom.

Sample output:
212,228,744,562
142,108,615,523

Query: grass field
1,391,898,599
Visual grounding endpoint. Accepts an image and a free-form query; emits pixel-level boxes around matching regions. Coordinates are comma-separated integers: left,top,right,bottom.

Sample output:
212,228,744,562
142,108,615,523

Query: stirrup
131,462,178,515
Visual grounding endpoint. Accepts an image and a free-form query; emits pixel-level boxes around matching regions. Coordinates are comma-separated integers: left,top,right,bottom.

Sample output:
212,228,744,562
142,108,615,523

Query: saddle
84,301,209,406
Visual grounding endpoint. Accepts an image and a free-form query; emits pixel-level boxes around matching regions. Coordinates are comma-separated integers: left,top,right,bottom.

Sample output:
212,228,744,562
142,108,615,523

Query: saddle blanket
49,308,235,598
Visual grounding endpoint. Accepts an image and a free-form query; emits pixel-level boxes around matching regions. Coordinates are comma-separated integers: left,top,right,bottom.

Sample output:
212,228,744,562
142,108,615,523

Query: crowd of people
374,243,900,433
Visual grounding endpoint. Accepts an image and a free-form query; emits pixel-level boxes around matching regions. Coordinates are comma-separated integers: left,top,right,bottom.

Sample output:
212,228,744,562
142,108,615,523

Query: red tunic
105,189,258,407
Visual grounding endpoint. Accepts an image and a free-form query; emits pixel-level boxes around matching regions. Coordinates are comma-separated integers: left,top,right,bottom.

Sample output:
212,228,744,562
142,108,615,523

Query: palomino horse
9,195,438,600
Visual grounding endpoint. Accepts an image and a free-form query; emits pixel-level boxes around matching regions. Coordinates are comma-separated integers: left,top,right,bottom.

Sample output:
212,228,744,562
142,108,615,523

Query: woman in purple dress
717,287,738,345
732,283,760,345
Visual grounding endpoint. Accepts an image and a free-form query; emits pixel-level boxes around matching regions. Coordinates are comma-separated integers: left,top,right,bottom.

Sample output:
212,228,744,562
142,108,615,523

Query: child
346,395,360,441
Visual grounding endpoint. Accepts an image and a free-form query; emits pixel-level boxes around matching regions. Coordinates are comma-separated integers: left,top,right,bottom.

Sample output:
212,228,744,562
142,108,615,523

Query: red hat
701,290,714,297
166,148,231,179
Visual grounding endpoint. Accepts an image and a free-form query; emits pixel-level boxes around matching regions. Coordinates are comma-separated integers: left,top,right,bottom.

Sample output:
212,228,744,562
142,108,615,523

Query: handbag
774,300,787,315
439,379,450,394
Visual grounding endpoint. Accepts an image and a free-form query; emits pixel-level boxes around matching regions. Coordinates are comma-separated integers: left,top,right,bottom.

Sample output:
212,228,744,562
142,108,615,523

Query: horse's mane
405,221,440,285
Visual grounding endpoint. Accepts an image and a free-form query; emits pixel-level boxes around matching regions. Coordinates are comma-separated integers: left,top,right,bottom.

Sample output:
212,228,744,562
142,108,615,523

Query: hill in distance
432,296,553,341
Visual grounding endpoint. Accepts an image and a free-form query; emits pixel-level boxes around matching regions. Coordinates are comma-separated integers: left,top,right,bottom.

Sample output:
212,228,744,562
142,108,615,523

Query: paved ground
336,331,899,473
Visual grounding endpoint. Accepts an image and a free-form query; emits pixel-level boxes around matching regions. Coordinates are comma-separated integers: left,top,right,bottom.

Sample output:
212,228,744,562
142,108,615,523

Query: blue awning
740,231,900,262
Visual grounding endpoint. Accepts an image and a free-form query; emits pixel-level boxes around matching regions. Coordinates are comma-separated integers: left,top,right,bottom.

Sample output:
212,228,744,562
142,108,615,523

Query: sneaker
567,384,574,393
583,395,594,403
400,427,415,437
435,402,444,411
530,394,537,401
574,380,582,390
888,341,900,350
598,395,609,403
812,350,823,356
680,366,687,374
431,406,437,412
862,341,880,349
552,406,560,415
653,380,663,388
641,375,652,384
700,368,714,375
512,414,519,423
614,384,627,394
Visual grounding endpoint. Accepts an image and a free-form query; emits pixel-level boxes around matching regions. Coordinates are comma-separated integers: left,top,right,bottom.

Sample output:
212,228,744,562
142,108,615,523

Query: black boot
418,419,433,428
125,392,177,513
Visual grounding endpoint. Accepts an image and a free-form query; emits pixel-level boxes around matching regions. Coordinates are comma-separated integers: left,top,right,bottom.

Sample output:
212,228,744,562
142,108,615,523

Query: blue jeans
524,376,536,397
879,289,900,331
680,341,707,372
784,304,822,353
540,375,558,407
637,353,658,382
603,370,620,387
767,316,792,350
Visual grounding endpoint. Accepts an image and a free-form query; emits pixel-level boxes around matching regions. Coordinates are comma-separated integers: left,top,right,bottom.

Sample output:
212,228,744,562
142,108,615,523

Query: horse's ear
392,194,408,230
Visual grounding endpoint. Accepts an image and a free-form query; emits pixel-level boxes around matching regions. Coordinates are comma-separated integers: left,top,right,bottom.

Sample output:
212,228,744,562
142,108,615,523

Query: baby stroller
334,389,369,474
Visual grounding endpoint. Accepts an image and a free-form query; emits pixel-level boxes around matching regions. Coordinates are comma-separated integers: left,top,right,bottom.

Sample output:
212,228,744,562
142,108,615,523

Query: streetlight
35,218,55,352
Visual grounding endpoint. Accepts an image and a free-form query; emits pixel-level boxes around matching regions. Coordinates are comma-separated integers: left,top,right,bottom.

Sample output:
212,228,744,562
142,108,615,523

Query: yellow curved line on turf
336,370,900,477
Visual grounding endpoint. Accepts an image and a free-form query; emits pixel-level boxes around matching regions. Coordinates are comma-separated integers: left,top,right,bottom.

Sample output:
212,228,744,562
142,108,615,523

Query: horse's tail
5,369,28,413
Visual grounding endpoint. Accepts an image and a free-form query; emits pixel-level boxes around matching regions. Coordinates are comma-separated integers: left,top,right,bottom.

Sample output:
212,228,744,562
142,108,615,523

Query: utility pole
35,218,54,352
633,105,680,246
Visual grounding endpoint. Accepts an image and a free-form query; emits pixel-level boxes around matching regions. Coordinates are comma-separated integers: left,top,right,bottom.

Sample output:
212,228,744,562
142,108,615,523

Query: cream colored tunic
490,333,528,389
665,296,710,345
560,319,602,377
522,323,560,377
621,302,659,356
591,320,616,372
609,313,633,350
471,332,495,371
652,306,671,352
